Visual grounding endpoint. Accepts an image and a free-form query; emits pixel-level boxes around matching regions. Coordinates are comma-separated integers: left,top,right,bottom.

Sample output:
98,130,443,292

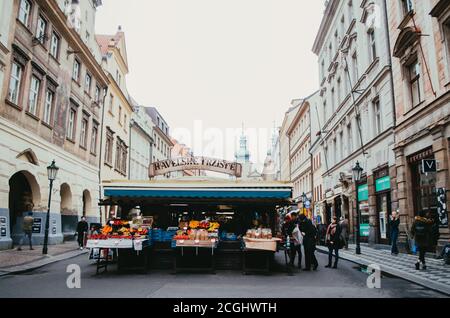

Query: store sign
437,188,448,227
32,218,42,234
149,157,242,178
422,159,437,173
360,224,370,237
375,176,391,192
358,184,369,201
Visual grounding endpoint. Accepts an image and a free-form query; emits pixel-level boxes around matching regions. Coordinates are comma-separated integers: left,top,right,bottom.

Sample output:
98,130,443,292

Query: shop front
374,168,392,244
89,178,293,274
357,182,370,243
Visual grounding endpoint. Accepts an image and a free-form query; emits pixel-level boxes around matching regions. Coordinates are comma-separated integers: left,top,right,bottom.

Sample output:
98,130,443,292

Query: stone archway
82,190,92,217
60,183,75,236
8,171,41,240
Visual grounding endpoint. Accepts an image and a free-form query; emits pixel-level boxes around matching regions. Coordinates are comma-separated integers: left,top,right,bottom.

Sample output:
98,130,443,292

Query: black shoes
313,264,318,271
415,262,420,270
325,264,331,268
332,265,338,269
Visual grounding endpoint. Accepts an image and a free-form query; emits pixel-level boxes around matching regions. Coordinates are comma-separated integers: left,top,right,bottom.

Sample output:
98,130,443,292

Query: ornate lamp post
352,161,363,255
43,160,59,255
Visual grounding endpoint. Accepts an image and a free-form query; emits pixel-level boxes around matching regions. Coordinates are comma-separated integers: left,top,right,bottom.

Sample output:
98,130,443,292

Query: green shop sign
375,176,391,192
358,184,369,201
360,224,370,237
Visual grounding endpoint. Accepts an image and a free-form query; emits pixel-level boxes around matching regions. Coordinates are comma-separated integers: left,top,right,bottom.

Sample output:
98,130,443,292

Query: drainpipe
128,119,132,180
383,0,397,130
98,87,108,224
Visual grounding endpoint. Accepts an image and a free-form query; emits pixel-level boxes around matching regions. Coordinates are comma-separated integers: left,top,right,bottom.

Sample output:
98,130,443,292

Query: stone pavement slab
0,241,87,276
316,244,450,296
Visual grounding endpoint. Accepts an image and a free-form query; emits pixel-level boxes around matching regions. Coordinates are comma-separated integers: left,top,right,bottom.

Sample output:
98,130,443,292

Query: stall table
173,240,218,274
86,238,150,274
242,238,281,275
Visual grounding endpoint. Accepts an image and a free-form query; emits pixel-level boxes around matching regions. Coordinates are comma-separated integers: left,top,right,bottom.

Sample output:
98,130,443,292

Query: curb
316,247,450,296
0,250,88,277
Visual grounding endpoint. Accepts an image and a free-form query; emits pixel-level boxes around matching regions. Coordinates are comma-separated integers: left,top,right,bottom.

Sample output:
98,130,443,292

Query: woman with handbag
325,216,342,269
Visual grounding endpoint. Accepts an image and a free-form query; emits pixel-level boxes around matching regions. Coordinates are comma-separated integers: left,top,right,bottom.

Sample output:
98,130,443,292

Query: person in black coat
389,210,400,255
325,216,342,269
298,214,318,271
76,216,89,250
411,211,434,270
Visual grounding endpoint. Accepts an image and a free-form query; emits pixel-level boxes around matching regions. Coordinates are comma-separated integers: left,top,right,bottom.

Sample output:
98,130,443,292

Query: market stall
86,217,152,274
98,177,293,274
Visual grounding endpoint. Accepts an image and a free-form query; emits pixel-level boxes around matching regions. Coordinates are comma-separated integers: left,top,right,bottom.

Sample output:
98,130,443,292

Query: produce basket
243,237,281,252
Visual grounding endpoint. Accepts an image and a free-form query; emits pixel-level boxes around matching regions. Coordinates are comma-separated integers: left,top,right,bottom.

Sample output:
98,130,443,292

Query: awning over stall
101,178,293,205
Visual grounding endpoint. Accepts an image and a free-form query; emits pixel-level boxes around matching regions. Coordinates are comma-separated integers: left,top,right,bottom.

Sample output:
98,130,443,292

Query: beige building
387,0,450,248
286,98,313,203
280,100,301,182
96,27,133,220
0,0,109,249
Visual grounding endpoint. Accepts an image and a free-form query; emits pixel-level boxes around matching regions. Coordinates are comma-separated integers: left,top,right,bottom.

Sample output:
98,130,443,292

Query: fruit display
173,219,221,242
90,219,150,240
246,228,273,239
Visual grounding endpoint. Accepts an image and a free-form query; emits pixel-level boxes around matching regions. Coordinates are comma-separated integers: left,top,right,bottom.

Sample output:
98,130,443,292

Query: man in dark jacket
76,216,89,250
389,210,400,255
411,211,433,270
298,214,318,271
325,216,342,269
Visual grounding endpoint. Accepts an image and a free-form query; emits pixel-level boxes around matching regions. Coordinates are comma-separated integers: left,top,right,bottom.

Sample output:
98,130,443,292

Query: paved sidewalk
316,244,450,296
0,241,87,276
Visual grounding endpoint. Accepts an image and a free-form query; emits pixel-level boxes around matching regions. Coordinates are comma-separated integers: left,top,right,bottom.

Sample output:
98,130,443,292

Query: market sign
149,157,243,178
360,224,369,237
358,184,369,202
375,176,391,192
422,159,437,174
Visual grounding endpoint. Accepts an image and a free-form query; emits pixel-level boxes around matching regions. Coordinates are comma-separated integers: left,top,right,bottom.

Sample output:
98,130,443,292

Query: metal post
355,186,361,255
42,179,53,255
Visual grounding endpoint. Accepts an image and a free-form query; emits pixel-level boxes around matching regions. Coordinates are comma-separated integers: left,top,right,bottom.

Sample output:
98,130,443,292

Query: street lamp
352,161,363,255
43,160,59,255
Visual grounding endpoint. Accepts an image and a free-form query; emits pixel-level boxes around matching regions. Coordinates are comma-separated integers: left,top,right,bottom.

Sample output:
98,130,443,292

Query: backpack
414,222,427,239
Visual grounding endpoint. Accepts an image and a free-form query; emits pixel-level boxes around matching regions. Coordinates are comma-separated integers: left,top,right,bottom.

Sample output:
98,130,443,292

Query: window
321,59,325,80
368,29,377,62
85,73,91,94
333,139,337,165
323,100,327,122
408,60,422,107
444,19,450,73
337,78,342,106
347,123,353,154
339,131,344,160
105,129,113,165
118,106,122,124
352,52,359,83
18,0,31,27
80,116,88,148
8,62,23,104
348,0,353,21
28,76,41,116
402,0,414,15
109,94,114,112
373,99,382,135
331,88,335,112
36,16,47,44
124,114,127,129
50,32,60,58
67,107,76,140
43,89,54,125
94,86,100,104
73,59,80,82
90,124,98,154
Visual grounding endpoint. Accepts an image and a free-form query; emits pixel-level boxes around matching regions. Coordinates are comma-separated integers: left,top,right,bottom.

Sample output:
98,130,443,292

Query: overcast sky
96,0,325,170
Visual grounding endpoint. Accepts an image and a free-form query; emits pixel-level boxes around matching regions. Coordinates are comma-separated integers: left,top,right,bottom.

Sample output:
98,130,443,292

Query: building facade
280,100,301,182
146,106,173,178
312,0,396,244
0,0,108,249
387,0,450,247
130,105,154,181
287,98,313,203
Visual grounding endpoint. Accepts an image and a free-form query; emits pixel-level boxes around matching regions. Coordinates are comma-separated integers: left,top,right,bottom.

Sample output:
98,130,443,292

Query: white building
312,0,396,244
280,101,301,182
0,0,108,249
130,105,154,181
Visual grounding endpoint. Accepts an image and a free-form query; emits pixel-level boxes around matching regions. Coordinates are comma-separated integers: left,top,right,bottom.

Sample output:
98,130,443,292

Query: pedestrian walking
298,214,318,271
339,217,349,250
291,215,303,269
389,210,400,255
17,212,34,251
325,216,342,269
76,216,89,250
410,211,433,270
